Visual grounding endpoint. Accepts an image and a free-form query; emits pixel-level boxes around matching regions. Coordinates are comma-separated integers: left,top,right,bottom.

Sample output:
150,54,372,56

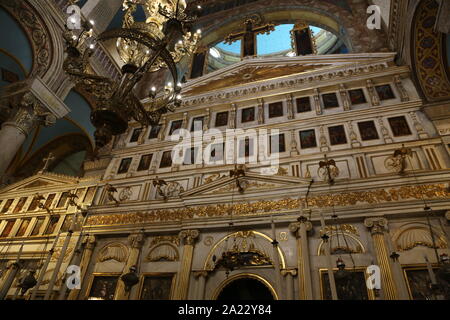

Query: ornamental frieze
85,184,450,227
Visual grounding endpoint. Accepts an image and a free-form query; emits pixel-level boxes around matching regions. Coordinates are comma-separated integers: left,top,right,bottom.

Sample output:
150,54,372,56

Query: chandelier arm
96,28,162,51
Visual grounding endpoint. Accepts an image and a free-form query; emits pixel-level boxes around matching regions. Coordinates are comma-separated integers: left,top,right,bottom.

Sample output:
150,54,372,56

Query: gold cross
40,153,55,173
225,18,275,58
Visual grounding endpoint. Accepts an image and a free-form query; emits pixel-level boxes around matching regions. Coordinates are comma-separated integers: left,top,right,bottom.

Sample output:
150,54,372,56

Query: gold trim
137,272,177,300
203,231,286,270
318,267,376,300
212,273,278,300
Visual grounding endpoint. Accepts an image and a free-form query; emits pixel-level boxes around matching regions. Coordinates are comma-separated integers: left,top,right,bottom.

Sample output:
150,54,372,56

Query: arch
410,0,450,102
203,231,286,271
317,233,366,256
212,273,278,300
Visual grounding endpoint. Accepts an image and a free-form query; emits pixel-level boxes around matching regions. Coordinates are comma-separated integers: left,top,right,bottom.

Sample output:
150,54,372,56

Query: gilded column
281,269,297,300
364,218,398,300
193,270,208,300
173,230,199,300
289,216,313,300
115,232,145,300
67,235,96,300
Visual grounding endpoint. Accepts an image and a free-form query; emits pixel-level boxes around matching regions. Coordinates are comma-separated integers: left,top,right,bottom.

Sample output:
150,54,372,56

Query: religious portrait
117,157,132,174
57,192,70,208
169,120,183,135
140,274,174,300
137,154,153,171
241,107,255,123
44,216,59,235
88,275,119,300
388,116,412,136
191,116,205,132
322,93,340,109
16,219,31,237
348,89,367,105
159,151,173,168
299,129,317,149
357,121,379,141
404,267,438,300
268,102,284,118
149,125,161,139
270,134,286,154
82,187,95,203
129,128,143,143
1,199,13,213
13,197,27,214
0,221,15,238
296,97,312,113
320,269,371,300
239,137,254,158
328,125,348,145
376,84,396,100
190,51,207,79
183,147,198,165
215,111,229,127
210,143,225,162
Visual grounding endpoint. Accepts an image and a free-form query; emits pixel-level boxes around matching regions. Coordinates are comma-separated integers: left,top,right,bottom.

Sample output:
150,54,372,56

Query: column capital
281,268,298,277
289,217,312,237
82,235,97,249
193,270,209,279
364,217,388,235
179,229,200,246
128,232,145,249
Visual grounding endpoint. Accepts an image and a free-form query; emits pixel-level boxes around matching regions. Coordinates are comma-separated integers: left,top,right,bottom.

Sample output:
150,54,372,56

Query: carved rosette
179,229,200,246
445,211,450,221
364,217,388,235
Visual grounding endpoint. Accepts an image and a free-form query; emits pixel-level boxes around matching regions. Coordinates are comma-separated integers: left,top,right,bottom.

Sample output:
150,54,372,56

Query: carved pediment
0,172,97,195
182,53,397,97
181,171,312,197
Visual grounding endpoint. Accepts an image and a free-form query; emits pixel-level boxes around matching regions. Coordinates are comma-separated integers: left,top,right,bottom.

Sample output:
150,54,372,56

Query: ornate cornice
85,184,450,227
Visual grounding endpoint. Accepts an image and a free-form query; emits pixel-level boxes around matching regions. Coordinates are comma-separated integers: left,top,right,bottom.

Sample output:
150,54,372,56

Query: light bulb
167,82,173,87
72,35,77,40
176,94,182,100
89,20,95,26
89,44,95,49
151,86,156,92
177,82,182,88
196,29,202,34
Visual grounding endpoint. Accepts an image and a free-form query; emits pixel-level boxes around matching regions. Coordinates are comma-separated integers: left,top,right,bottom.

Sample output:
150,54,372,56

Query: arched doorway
214,274,277,300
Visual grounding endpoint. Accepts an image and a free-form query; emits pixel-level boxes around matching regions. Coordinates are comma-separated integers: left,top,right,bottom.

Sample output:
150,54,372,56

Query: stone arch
212,273,278,300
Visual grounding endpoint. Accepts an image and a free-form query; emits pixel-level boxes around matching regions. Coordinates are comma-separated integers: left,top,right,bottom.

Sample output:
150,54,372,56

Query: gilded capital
128,232,145,248
82,235,97,249
289,217,312,238
179,229,200,246
364,217,388,235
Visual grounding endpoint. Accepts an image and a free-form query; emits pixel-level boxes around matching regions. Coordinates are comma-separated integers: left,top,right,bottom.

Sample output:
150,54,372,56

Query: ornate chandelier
63,0,202,149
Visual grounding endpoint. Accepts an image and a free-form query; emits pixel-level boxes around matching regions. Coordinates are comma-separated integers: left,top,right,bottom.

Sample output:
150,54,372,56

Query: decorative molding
364,217,388,235
85,184,450,226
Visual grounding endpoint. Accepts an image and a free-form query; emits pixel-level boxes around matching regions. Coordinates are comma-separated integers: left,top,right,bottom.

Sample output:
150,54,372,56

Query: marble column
0,78,68,177
115,232,145,300
193,270,208,300
173,230,199,300
364,217,398,300
67,235,96,300
281,269,297,300
289,216,313,300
